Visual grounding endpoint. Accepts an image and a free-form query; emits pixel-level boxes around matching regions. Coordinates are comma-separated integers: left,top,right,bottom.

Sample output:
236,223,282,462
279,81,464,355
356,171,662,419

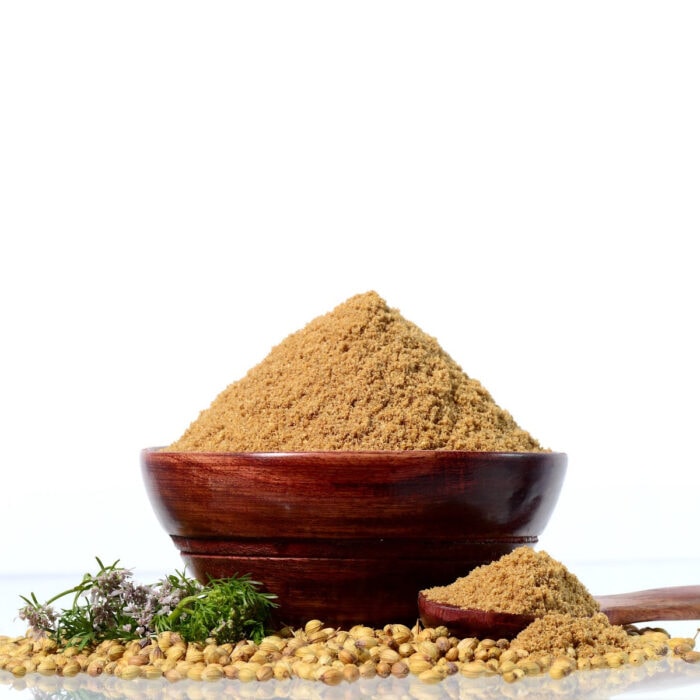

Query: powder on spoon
165,291,544,452
421,547,599,618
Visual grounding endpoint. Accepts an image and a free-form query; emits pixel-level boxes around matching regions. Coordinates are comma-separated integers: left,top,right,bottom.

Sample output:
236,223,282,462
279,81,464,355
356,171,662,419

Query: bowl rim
144,447,565,457
140,447,568,556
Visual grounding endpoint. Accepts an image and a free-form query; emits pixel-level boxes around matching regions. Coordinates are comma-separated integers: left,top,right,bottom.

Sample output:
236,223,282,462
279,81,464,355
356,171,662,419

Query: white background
1,0,698,592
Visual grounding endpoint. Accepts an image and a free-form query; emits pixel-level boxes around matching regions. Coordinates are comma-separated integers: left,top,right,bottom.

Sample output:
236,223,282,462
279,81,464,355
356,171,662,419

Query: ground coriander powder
422,547,600,617
512,612,635,659
166,291,544,452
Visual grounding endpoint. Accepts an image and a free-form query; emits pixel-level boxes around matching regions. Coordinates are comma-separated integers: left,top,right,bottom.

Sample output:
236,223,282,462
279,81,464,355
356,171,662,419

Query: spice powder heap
512,612,637,659
422,547,599,617
166,291,544,452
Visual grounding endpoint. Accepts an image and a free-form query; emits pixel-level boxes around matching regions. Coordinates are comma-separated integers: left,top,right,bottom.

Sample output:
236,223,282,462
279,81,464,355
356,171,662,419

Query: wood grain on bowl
141,450,567,628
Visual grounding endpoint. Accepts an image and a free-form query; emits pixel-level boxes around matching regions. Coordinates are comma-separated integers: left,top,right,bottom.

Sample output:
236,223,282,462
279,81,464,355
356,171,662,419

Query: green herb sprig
18,558,277,648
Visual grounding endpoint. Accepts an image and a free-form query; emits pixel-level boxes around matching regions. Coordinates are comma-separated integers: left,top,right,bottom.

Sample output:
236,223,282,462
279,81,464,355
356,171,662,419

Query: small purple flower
18,603,57,635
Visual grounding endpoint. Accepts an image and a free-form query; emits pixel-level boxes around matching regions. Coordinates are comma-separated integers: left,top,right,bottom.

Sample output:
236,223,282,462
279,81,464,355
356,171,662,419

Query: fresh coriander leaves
19,559,277,647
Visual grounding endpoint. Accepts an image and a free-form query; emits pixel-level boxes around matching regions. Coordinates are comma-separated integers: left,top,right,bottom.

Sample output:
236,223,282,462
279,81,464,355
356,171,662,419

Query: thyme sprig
18,558,277,647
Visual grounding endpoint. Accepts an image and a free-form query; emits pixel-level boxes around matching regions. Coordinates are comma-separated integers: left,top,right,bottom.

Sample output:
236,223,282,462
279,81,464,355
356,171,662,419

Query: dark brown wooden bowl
141,449,566,628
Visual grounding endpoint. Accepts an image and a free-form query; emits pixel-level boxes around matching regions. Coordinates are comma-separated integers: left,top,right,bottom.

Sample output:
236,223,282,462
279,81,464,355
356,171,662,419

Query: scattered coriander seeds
682,650,700,664
3,619,692,687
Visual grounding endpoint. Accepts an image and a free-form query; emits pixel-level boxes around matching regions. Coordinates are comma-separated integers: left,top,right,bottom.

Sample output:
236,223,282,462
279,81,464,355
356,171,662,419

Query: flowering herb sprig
18,558,277,647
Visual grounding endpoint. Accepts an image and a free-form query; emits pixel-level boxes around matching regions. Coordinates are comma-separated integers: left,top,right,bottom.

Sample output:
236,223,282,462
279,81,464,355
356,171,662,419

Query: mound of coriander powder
512,612,636,659
165,291,545,452
421,547,599,617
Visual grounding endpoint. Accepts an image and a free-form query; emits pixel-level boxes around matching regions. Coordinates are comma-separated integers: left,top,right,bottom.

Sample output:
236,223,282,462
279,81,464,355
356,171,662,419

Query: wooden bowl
141,449,566,628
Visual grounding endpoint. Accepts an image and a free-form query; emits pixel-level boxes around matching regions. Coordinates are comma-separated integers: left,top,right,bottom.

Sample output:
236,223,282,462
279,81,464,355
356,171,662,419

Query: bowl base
181,542,536,629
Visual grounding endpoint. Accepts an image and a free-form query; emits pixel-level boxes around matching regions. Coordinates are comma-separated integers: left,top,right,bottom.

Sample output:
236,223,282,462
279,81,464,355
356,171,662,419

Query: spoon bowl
418,585,700,638
418,592,535,639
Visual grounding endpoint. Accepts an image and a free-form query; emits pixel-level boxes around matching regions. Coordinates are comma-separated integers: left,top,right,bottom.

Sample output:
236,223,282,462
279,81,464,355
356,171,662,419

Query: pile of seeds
1,619,697,686
165,291,544,452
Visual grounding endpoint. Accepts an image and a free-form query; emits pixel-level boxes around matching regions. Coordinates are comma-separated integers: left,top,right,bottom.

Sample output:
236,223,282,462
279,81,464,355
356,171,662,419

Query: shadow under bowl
141,449,566,628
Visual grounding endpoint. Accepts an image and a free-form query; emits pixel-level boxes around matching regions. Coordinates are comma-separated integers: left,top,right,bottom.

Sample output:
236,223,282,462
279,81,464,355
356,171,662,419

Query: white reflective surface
1,659,700,700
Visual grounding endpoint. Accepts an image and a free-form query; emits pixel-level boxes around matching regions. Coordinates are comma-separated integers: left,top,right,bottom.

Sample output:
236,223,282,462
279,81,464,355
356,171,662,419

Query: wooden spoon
418,585,700,639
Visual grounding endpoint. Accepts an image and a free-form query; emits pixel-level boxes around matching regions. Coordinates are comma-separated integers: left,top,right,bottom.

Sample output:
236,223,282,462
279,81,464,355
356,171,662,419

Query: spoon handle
596,585,700,626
